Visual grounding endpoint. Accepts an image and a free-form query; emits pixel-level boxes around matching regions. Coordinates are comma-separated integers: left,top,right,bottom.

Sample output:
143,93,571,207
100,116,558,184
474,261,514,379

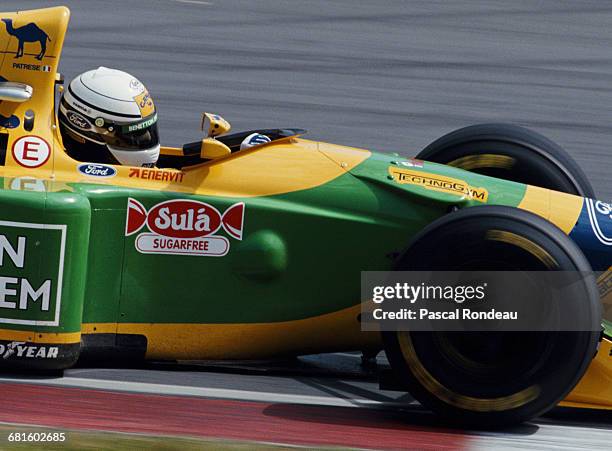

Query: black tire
383,206,601,428
416,123,595,197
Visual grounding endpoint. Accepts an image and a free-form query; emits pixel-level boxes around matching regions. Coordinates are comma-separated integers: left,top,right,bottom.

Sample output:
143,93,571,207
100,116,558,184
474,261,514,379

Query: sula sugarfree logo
125,198,245,257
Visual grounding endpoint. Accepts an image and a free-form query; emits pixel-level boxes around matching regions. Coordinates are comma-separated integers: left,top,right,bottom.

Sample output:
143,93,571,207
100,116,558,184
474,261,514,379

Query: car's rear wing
0,6,69,171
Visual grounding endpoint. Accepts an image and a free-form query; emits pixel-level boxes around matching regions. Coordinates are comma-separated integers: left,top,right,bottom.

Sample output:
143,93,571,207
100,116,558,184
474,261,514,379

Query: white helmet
58,67,160,167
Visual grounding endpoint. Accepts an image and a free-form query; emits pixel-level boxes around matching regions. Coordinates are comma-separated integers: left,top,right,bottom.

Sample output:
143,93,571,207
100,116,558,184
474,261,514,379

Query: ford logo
66,111,92,130
77,163,117,178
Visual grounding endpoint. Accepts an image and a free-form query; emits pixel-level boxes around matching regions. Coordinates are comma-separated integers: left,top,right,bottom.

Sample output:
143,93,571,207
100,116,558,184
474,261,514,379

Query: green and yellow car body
0,7,609,410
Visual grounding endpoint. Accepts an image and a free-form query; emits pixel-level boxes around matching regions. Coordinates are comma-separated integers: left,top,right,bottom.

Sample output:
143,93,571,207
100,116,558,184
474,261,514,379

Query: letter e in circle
12,136,51,169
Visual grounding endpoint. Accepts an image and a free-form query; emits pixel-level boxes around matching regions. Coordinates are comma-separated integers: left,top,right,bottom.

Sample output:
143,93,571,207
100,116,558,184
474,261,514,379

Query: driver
58,67,160,167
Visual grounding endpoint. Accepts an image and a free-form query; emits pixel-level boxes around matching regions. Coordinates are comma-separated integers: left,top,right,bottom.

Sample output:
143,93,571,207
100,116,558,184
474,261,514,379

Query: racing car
0,6,609,427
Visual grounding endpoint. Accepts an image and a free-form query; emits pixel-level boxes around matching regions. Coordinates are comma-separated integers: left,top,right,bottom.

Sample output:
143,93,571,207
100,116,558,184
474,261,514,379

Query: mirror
200,138,231,160
0,82,33,102
200,112,231,137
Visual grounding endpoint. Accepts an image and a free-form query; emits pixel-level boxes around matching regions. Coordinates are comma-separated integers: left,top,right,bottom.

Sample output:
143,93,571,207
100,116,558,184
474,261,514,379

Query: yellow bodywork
78,305,381,360
517,185,585,234
0,7,370,198
562,337,612,410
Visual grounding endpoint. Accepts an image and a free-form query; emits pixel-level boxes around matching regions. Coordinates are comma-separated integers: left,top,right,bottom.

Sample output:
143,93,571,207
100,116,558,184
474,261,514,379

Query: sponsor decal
129,79,142,90
66,111,92,130
0,341,58,359
0,221,66,326
125,198,244,256
0,114,20,130
389,167,489,203
11,135,51,168
586,199,612,246
77,163,117,178
122,114,157,134
12,62,51,72
71,101,91,115
134,90,155,117
129,167,185,183
400,158,424,168
1,18,51,60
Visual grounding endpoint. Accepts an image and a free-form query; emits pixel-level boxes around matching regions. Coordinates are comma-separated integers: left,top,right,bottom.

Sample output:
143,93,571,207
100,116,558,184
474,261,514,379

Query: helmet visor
101,114,160,151
59,100,160,152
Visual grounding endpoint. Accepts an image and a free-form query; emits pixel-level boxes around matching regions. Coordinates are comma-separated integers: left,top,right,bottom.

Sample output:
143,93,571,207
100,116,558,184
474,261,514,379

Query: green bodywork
0,147,609,353
0,152,526,331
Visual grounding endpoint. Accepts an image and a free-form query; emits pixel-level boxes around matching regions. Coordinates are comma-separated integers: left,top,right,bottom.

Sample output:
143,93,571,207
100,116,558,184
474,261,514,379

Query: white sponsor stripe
223,223,241,239
64,89,140,124
173,0,213,5
0,376,412,409
586,199,612,245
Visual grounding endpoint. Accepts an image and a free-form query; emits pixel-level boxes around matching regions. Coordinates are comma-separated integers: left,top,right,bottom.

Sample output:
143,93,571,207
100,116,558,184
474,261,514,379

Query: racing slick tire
382,206,601,428
416,123,595,197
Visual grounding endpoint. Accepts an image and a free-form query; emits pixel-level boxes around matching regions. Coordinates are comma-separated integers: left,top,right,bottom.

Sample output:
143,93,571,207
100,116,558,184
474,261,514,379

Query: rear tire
383,206,601,427
416,123,595,197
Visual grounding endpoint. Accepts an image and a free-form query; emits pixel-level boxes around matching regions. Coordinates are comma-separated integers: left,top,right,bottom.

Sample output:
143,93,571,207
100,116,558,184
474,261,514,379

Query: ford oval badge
77,163,117,178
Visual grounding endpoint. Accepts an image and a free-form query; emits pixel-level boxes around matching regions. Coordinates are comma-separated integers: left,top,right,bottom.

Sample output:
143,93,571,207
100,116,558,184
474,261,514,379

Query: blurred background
5,0,612,198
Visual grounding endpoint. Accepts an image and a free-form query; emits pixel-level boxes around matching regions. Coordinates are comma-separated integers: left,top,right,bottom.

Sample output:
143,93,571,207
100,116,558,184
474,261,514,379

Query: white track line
0,376,413,409
471,423,612,450
172,0,213,5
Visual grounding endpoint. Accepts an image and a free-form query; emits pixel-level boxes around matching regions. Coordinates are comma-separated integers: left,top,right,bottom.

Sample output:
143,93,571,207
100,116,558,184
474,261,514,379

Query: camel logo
1,18,51,60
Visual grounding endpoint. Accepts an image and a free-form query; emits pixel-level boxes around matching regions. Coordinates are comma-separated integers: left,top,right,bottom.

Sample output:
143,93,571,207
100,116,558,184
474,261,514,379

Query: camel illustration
1,18,50,60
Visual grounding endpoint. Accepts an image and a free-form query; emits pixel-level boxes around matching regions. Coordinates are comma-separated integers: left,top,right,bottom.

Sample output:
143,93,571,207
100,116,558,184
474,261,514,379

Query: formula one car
0,6,609,427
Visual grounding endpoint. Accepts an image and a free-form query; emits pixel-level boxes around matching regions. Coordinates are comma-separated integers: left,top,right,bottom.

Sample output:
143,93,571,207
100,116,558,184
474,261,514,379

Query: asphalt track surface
2,0,612,449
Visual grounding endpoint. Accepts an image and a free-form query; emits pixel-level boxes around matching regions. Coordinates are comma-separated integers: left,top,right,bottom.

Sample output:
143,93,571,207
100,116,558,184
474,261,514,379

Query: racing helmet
240,132,271,150
58,67,160,167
